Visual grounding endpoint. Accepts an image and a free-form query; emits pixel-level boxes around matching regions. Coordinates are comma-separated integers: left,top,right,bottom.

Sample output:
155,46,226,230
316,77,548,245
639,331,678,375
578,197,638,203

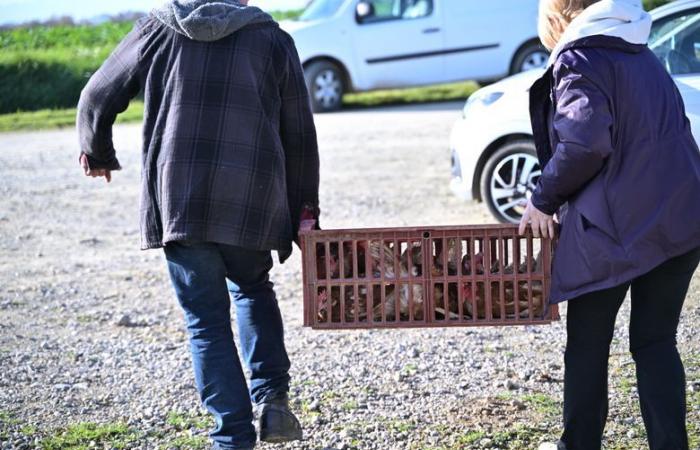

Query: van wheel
480,140,541,224
304,61,344,113
511,41,549,74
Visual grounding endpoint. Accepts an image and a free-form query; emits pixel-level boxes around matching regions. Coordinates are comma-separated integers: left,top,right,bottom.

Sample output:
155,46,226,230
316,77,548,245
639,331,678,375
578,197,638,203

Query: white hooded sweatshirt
547,0,652,66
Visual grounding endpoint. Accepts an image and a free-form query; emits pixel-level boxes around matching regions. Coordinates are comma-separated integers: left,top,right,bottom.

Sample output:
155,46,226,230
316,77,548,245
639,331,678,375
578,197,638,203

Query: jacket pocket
553,203,621,293
570,176,620,246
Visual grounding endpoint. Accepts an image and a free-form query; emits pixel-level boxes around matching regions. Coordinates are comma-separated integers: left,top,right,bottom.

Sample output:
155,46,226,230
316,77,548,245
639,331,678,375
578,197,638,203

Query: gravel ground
0,102,698,450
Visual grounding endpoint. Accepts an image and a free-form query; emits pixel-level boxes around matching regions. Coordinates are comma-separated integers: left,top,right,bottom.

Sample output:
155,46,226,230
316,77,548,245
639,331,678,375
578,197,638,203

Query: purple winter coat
529,35,700,304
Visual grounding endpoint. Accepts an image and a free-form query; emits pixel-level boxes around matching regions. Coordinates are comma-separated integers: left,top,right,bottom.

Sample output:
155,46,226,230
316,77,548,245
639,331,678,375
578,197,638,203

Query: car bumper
449,148,474,201
449,116,486,202
449,105,535,204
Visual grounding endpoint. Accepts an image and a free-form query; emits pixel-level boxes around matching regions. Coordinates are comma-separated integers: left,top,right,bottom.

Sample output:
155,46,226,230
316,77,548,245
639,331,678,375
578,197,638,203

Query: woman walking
519,0,700,449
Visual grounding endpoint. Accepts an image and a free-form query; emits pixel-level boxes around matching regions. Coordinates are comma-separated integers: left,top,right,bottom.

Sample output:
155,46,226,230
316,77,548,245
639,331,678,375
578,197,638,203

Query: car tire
510,41,549,74
480,140,541,224
304,60,344,113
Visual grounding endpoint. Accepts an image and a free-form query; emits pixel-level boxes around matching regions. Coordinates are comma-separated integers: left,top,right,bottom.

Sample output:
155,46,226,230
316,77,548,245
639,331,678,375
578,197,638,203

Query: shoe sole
260,432,303,443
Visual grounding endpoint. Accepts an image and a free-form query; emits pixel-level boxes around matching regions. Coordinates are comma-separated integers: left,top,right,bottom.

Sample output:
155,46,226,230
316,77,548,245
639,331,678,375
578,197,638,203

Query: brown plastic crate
299,222,559,329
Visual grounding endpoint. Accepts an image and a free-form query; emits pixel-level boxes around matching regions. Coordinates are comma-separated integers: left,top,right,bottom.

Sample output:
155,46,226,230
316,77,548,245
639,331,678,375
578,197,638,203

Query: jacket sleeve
278,33,321,232
531,63,614,215
76,22,144,170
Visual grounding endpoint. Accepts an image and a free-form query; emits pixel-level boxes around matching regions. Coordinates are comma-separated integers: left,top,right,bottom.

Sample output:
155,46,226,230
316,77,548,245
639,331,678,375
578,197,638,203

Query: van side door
442,0,538,82
351,0,445,90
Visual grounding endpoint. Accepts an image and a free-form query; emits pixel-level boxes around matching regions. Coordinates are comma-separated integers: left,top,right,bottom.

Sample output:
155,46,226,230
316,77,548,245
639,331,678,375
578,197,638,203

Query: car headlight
462,91,504,117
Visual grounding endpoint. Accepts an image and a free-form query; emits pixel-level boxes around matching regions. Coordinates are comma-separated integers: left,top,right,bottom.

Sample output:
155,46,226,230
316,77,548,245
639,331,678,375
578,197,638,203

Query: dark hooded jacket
77,0,319,262
530,35,700,303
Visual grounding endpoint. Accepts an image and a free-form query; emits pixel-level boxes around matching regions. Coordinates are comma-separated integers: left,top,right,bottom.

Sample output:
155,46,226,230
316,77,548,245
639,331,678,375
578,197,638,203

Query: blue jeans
164,242,291,450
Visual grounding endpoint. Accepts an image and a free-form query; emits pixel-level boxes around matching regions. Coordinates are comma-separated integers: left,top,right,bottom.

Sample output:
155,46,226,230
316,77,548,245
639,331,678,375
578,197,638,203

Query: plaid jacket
77,15,319,262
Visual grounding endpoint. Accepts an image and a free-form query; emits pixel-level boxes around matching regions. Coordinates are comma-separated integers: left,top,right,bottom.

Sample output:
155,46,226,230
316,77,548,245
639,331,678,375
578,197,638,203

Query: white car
450,0,700,224
282,0,547,112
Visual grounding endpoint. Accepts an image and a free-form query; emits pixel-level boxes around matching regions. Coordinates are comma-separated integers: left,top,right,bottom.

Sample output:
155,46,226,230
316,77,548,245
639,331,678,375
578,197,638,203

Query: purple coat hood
529,35,700,303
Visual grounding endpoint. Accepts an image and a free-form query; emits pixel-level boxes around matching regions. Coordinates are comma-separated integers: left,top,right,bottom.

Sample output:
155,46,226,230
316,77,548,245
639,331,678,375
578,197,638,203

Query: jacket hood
548,0,651,66
153,0,274,42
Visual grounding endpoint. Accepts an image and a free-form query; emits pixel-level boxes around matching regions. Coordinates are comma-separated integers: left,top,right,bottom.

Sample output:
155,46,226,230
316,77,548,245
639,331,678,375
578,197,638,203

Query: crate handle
299,219,317,234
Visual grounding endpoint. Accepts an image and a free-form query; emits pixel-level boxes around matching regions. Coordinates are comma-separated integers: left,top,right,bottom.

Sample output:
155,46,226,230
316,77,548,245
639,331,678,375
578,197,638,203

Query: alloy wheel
520,51,549,72
313,69,342,109
489,153,541,223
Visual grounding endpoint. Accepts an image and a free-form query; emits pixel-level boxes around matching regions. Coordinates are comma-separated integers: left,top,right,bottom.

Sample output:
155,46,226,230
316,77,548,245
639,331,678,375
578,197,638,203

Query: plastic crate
299,221,559,329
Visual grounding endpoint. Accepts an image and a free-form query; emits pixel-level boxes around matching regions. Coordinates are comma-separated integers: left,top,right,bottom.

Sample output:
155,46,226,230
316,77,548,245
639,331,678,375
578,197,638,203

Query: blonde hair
538,0,601,50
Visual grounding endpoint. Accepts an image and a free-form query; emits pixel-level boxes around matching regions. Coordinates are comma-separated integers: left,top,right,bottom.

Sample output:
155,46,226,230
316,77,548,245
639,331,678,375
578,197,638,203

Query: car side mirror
356,1,375,23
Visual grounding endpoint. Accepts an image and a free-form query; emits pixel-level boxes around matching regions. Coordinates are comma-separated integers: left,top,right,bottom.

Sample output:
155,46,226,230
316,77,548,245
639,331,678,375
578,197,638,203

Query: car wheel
304,61,344,113
511,42,549,74
480,141,541,224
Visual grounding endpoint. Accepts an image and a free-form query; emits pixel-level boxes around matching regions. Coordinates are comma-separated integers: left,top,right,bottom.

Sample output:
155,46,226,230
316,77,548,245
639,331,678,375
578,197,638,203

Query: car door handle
422,27,441,34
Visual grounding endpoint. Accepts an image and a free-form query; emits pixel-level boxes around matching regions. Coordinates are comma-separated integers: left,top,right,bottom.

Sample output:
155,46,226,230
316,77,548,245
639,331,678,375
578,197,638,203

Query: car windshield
298,0,347,21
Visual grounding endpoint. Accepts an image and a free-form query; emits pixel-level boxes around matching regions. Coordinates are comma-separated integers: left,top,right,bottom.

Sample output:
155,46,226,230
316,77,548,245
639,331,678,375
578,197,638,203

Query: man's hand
80,153,112,183
519,199,555,239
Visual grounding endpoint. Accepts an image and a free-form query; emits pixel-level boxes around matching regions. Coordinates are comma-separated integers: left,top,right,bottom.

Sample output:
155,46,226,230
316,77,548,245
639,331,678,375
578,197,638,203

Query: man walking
76,1,320,448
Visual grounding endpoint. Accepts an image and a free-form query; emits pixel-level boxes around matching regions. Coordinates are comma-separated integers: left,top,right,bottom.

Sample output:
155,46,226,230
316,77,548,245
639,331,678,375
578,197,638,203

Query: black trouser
561,247,700,450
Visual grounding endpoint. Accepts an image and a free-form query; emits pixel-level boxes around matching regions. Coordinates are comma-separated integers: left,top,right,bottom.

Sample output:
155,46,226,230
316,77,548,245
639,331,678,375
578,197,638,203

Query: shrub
0,22,132,51
0,48,110,113
0,10,303,114
644,0,671,11
0,21,124,113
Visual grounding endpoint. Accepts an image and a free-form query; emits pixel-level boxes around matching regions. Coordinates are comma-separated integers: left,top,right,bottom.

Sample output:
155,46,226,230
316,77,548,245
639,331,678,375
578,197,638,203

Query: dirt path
0,102,697,449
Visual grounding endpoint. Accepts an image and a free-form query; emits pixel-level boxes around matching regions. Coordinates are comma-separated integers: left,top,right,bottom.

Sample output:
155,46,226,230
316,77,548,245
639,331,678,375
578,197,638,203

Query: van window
650,8,700,74
359,0,433,23
299,0,347,21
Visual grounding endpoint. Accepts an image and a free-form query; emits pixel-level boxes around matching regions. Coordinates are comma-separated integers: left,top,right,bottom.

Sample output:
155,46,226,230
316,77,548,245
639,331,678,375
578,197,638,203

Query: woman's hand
519,199,555,239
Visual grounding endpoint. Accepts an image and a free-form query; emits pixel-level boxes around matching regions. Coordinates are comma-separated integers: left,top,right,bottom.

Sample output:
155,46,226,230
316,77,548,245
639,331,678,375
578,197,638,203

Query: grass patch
166,411,211,431
386,419,416,434
341,400,360,411
41,422,140,450
619,376,636,395
160,434,209,450
76,315,94,324
299,399,314,414
448,425,552,449
321,390,339,401
399,362,419,378
453,430,486,446
344,81,478,108
523,393,560,416
0,410,20,426
490,425,551,448
495,391,515,401
20,424,37,436
0,100,144,132
689,388,700,448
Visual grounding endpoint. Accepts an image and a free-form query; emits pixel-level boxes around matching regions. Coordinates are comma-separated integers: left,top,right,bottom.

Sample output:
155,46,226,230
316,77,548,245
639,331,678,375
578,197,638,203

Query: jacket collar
559,35,647,56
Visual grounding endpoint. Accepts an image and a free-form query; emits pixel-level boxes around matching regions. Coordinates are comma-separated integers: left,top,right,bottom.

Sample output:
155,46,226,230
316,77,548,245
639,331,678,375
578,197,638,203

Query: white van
281,0,546,112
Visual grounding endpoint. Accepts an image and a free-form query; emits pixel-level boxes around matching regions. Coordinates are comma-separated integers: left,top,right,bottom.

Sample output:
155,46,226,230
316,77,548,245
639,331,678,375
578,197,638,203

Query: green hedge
0,11,302,114
0,22,133,51
0,48,111,113
0,21,125,113
644,0,671,11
